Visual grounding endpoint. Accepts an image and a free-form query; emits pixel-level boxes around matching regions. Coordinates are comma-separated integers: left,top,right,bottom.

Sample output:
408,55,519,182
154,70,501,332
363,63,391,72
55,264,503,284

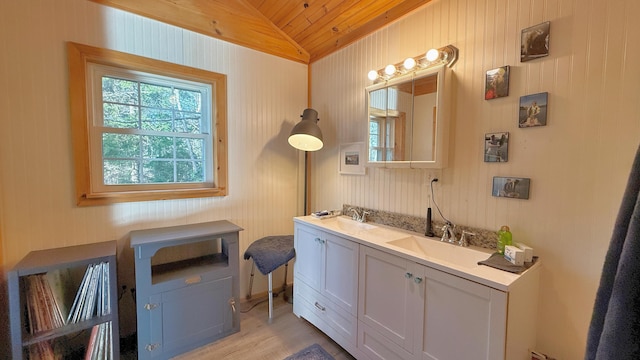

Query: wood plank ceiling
90,0,433,64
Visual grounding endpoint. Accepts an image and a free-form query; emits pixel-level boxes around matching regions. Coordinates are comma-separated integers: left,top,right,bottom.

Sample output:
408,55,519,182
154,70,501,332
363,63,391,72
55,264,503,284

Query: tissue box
504,245,524,266
516,242,534,263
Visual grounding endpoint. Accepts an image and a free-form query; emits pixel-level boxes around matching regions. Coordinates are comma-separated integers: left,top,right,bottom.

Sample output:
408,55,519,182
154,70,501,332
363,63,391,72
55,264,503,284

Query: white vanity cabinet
358,245,424,359
419,265,507,360
358,244,536,360
293,216,540,360
293,222,360,354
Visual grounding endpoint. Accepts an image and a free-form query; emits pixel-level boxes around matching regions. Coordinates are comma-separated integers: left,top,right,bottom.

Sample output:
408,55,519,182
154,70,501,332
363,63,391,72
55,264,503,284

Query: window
68,42,227,206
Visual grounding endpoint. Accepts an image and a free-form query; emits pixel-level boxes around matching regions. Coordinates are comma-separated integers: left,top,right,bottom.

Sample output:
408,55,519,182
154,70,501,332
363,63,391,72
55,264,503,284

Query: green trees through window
100,76,206,185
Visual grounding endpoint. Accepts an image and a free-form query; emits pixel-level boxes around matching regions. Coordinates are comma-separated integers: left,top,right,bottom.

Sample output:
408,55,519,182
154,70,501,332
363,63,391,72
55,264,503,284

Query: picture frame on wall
519,92,548,128
484,66,510,100
484,132,509,162
339,142,366,175
521,21,550,62
492,177,531,199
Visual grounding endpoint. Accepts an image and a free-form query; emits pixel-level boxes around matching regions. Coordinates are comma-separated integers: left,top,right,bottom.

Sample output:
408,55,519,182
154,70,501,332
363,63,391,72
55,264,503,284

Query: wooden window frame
68,42,228,206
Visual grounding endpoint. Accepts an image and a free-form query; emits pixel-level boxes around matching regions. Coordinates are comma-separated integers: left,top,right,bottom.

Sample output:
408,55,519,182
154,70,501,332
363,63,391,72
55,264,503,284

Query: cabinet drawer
358,321,415,360
294,280,357,345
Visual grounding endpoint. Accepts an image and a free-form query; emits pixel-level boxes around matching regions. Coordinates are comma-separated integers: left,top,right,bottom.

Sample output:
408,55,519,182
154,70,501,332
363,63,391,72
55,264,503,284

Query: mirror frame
365,65,449,169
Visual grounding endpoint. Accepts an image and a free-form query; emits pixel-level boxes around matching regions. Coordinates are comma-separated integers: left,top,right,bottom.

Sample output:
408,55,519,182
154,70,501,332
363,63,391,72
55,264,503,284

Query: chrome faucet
458,230,475,247
441,221,456,243
348,207,369,223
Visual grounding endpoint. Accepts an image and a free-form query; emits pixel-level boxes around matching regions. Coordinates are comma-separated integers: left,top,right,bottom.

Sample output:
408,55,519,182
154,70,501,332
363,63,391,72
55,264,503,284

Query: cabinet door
359,246,423,353
419,266,507,360
322,232,359,315
144,276,234,359
294,224,324,290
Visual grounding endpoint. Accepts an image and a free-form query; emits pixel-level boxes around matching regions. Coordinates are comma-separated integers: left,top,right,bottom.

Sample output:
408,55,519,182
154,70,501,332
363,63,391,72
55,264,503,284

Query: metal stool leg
268,272,273,321
247,261,255,300
282,262,289,302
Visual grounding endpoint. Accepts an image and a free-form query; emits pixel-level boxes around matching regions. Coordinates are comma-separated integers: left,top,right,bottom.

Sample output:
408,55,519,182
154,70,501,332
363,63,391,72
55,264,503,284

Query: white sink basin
387,235,492,269
361,227,410,241
322,216,378,234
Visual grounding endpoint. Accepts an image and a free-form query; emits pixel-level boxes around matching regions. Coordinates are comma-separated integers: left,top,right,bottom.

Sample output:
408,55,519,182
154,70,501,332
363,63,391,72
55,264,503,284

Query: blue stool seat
243,235,295,320
243,235,295,275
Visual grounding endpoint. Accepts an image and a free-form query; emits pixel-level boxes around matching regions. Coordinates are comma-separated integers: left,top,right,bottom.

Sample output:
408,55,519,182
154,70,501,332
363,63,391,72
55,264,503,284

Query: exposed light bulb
426,48,440,62
384,64,396,75
403,57,416,70
368,70,379,81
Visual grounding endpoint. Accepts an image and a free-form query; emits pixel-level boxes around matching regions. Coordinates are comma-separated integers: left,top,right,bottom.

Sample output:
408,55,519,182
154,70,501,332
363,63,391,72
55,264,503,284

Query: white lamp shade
288,108,323,151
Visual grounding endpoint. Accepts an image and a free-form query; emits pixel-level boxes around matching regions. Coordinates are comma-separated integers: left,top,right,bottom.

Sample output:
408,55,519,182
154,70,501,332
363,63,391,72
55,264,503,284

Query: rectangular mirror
366,66,448,168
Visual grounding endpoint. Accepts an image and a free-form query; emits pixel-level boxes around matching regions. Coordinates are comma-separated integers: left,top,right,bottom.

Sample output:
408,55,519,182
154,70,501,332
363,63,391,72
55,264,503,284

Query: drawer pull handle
185,275,202,284
315,237,326,244
414,277,423,284
405,272,413,279
145,343,159,352
314,302,326,311
144,303,158,311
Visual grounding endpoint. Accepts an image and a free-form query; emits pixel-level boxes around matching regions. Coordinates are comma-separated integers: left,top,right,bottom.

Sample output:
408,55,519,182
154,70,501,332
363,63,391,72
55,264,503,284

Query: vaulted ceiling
90,0,433,64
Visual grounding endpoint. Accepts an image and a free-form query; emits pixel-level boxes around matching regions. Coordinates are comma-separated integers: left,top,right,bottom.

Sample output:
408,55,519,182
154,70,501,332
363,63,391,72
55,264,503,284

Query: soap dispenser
497,225,512,255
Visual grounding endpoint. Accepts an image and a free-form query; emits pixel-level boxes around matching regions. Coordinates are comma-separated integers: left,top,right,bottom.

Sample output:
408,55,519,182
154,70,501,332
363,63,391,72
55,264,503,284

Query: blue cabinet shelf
8,240,120,359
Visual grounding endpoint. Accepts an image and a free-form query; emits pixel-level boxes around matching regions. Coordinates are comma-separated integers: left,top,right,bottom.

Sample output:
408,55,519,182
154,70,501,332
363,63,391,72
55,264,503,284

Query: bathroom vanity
293,216,540,360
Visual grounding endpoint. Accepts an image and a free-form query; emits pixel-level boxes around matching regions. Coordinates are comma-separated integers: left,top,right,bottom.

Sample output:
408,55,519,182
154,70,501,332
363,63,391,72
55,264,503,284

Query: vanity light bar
367,44,459,83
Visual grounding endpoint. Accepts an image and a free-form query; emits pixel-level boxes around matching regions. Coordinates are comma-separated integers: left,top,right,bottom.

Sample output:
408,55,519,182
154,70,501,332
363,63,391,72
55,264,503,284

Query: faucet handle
459,230,475,247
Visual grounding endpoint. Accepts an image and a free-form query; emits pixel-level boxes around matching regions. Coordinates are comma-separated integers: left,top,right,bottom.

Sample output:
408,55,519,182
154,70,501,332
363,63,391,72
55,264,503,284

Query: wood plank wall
310,0,640,358
0,0,308,336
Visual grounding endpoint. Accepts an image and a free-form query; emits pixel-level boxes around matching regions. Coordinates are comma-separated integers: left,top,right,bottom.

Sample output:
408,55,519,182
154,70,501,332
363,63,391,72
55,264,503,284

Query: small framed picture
339,142,366,175
492,177,531,199
485,66,510,100
519,92,548,128
484,132,509,162
521,21,550,62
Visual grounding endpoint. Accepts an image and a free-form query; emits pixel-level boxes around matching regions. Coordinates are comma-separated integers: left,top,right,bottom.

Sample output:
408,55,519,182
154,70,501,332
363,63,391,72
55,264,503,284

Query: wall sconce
288,108,323,151
367,44,459,83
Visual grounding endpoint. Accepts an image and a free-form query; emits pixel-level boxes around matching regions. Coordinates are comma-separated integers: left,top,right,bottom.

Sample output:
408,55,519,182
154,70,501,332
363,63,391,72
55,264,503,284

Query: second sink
387,235,492,269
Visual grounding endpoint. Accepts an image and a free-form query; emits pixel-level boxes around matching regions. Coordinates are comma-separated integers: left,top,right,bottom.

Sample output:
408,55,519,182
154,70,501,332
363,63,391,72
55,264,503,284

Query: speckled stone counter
342,204,498,250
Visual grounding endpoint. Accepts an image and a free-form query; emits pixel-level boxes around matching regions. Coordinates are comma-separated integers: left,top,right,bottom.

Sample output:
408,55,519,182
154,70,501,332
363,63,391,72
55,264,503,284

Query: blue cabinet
131,220,242,359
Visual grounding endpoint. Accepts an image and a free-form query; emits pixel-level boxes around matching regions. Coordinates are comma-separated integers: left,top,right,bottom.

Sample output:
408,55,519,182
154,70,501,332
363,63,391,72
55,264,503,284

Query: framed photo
484,132,509,162
521,21,550,62
339,142,366,175
519,92,548,128
492,177,531,199
485,66,510,100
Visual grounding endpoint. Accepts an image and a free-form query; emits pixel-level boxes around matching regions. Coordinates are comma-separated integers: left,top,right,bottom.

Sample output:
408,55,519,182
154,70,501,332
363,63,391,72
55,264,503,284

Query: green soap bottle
497,225,512,255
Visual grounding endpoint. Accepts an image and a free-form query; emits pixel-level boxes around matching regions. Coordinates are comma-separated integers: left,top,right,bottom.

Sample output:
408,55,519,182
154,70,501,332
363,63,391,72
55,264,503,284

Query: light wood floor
172,294,356,360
